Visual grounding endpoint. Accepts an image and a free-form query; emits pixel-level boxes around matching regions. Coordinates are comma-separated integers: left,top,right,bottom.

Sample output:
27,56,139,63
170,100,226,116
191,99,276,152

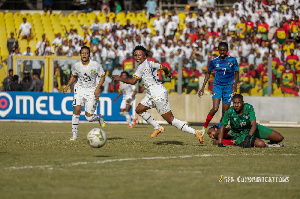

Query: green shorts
233,124,273,145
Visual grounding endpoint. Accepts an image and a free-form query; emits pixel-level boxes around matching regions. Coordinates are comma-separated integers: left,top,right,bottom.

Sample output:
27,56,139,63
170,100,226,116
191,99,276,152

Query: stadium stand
0,0,300,95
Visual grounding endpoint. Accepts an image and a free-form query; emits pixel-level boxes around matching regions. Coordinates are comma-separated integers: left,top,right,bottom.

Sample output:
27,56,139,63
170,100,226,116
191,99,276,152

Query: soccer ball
87,128,107,148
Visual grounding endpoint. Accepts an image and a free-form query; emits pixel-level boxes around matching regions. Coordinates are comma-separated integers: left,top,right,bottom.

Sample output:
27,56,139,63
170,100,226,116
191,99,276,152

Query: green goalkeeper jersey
221,103,256,137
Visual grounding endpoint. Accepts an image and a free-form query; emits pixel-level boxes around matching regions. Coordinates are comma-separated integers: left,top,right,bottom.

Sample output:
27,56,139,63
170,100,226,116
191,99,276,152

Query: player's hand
94,89,100,99
232,86,237,95
218,143,226,147
166,73,172,79
63,87,68,94
240,134,252,148
112,75,120,82
126,98,131,103
113,98,117,103
198,87,204,97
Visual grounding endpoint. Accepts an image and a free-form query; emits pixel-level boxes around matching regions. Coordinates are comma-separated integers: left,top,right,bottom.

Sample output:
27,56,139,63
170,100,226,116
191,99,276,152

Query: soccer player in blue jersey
198,42,239,139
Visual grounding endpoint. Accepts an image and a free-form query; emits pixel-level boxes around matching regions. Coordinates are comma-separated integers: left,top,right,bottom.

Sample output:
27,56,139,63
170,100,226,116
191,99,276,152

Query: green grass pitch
0,122,299,199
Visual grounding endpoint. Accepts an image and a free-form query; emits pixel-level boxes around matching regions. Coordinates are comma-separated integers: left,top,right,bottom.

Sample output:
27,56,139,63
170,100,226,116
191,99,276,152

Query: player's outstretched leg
162,111,203,144
123,111,133,128
139,111,164,136
85,114,105,128
266,130,284,147
132,115,138,126
202,98,221,134
136,103,163,137
71,114,80,140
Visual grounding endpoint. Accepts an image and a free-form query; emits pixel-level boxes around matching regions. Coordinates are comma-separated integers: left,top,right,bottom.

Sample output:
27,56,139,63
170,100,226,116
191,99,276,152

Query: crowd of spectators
2,0,300,96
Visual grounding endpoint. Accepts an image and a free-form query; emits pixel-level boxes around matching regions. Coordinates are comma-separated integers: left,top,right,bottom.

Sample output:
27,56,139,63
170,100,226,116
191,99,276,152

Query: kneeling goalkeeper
218,94,284,148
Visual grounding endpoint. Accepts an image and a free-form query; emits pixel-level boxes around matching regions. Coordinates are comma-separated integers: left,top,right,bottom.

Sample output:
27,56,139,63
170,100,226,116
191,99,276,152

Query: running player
113,71,138,128
198,42,239,137
218,94,284,148
63,46,106,140
112,45,203,143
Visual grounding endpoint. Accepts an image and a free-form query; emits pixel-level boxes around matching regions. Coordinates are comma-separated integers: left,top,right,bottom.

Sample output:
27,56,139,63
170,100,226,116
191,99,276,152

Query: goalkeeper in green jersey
218,94,284,148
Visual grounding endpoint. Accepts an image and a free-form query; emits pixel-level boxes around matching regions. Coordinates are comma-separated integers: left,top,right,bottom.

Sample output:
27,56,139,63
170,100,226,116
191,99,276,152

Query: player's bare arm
127,90,138,103
63,75,77,94
248,120,257,136
112,75,138,85
113,91,123,103
94,76,105,99
218,125,226,147
198,71,211,97
233,71,239,95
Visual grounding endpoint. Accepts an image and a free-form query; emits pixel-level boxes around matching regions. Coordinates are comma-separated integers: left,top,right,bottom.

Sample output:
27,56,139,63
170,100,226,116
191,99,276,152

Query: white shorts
120,97,135,109
73,88,98,114
140,91,171,115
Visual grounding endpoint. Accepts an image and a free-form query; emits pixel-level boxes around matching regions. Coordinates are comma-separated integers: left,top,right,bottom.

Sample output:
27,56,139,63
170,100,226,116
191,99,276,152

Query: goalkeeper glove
240,134,252,148
218,143,226,147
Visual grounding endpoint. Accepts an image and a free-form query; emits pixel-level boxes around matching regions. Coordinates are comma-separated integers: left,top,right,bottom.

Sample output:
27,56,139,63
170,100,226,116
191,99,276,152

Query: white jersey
119,82,136,100
72,60,105,92
133,60,166,96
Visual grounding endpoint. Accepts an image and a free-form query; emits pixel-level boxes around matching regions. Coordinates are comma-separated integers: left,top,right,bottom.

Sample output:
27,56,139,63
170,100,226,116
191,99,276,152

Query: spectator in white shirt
185,13,197,27
164,15,177,37
151,43,163,62
171,9,180,26
52,33,63,48
241,38,252,57
101,44,116,73
36,34,46,56
153,13,166,36
19,18,31,39
102,17,112,32
43,41,55,55
90,18,101,31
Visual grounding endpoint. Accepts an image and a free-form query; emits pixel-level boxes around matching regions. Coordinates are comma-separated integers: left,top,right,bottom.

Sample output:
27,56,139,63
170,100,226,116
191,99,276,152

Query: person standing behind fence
2,69,13,91
28,72,43,92
10,75,23,91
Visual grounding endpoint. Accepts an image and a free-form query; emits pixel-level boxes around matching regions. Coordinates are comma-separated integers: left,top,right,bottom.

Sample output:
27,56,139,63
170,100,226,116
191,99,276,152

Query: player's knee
136,109,143,115
275,132,284,142
254,140,266,148
85,115,93,122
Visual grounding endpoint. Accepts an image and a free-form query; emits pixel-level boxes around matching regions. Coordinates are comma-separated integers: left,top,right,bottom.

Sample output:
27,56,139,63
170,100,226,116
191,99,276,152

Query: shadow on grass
153,141,184,145
107,137,125,140
94,155,110,158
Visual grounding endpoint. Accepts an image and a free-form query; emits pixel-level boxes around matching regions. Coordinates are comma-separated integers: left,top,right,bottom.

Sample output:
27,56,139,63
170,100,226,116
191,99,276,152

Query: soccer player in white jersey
112,45,203,143
63,46,106,140
113,71,138,128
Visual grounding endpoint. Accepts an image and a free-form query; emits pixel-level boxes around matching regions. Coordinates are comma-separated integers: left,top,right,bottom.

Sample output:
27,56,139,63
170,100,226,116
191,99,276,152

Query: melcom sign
0,92,127,121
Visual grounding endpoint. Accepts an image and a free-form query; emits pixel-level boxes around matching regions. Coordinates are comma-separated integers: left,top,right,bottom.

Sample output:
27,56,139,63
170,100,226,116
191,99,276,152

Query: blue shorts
212,84,233,105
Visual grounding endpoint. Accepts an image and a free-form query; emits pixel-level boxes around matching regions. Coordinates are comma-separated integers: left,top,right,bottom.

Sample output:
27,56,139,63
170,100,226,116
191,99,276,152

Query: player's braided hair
80,46,90,54
133,45,148,57
218,42,228,49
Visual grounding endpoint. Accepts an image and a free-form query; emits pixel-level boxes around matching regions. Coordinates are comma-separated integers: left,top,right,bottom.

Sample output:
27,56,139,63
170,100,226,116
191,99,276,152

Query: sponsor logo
0,92,13,117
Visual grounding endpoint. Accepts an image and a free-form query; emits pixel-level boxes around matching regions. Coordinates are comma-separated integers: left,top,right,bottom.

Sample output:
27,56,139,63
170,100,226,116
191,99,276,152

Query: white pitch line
4,154,299,170
5,154,219,170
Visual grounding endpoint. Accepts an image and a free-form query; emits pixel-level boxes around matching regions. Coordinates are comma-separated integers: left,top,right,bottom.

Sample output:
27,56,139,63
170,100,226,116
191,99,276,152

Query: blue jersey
208,56,239,86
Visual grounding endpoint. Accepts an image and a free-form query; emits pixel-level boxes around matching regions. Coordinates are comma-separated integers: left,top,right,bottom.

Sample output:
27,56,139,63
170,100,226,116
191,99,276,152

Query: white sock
124,111,132,126
86,114,102,122
139,112,161,130
171,118,195,135
131,115,135,119
72,114,80,138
